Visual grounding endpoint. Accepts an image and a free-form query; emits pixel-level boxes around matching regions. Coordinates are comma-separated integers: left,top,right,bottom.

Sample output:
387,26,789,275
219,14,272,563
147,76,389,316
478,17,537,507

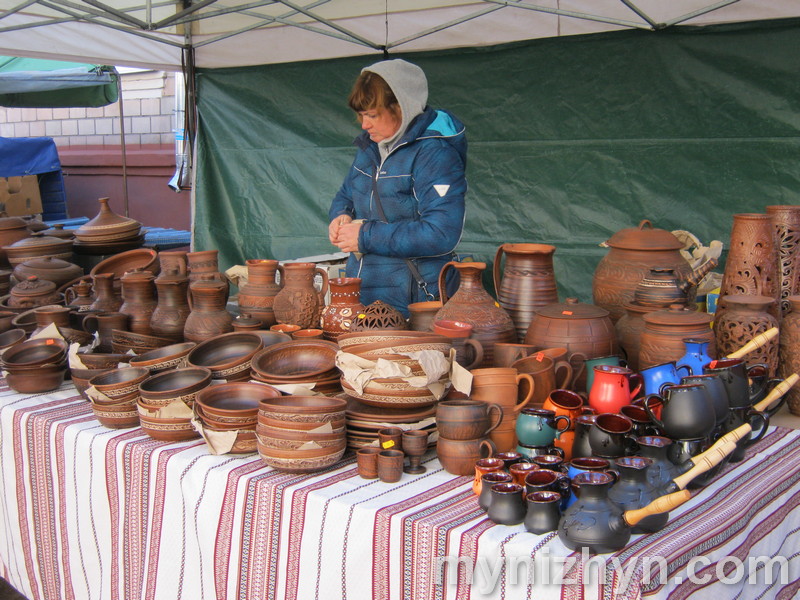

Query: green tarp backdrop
194,18,800,301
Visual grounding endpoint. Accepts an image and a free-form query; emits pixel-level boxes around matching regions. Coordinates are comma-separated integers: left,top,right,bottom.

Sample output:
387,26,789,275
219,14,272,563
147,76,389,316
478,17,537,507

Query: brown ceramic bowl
89,366,150,400
129,342,197,372
138,412,199,442
0,310,15,332
256,444,346,472
257,394,348,415
71,367,111,397
91,402,140,429
74,352,132,370
1,337,68,367
342,340,452,357
5,363,66,393
252,330,292,347
337,331,448,349
89,248,159,278
255,423,346,444
0,328,26,351
255,438,346,459
195,406,257,429
250,339,338,381
256,413,346,431
111,329,175,354
186,332,264,380
195,381,282,421
138,366,213,407
340,377,446,409
10,308,39,334
197,425,257,454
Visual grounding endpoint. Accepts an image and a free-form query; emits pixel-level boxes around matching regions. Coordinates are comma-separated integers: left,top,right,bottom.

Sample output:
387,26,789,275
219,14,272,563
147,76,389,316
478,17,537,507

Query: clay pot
119,270,157,335
407,300,443,332
32,305,71,333
0,270,10,296
14,257,83,288
237,259,284,328
184,277,233,343
186,249,222,282
8,275,62,309
714,295,779,377
89,273,123,313
320,277,365,341
780,296,800,415
75,197,141,240
493,243,559,341
434,261,516,367
3,233,73,266
435,436,495,476
150,277,191,342
615,301,661,371
41,223,74,240
767,205,800,317
272,262,328,330
0,216,31,266
639,304,715,370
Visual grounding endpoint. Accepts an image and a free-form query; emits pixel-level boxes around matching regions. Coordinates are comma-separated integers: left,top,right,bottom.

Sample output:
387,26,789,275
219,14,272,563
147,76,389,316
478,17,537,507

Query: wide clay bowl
138,412,199,442
255,423,346,443
89,366,151,400
129,342,197,372
1,337,68,367
252,330,292,347
337,330,448,349
89,248,159,278
0,310,15,332
5,363,66,393
75,352,132,370
195,381,282,420
138,367,213,407
11,308,39,334
71,367,111,397
255,429,347,451
0,328,26,351
342,339,453,357
257,394,348,415
340,377,447,409
111,329,174,353
257,445,346,473
91,402,139,429
250,339,338,381
186,332,264,380
257,413,347,432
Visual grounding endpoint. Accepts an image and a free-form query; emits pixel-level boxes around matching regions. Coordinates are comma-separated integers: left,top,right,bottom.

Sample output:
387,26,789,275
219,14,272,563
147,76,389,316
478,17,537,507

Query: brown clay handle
514,373,535,413
315,267,329,297
554,359,574,389
752,373,798,412
484,402,504,436
438,261,457,305
727,328,780,359
64,287,76,304
638,219,654,230
672,439,737,490
492,245,505,299
463,338,484,370
624,490,691,527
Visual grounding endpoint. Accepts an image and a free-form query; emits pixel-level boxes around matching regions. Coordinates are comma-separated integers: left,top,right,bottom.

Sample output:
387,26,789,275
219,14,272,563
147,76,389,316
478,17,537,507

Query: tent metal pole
115,69,130,217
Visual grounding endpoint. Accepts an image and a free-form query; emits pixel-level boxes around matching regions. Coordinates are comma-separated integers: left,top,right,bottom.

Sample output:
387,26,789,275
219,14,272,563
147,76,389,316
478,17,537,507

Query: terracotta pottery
0,269,10,296
766,205,800,317
237,259,284,328
615,301,661,371
639,304,715,370
432,319,483,369
184,276,233,343
64,279,95,310
8,275,62,308
119,270,157,335
435,436,495,476
32,304,71,332
186,249,222,282
714,295,779,377
272,262,328,330
75,197,141,240
90,248,159,279
493,243,559,341
150,275,191,342
592,220,695,323
512,353,574,408
349,300,407,331
0,215,31,266
232,314,263,332
41,223,74,240
0,310,15,333
320,277,365,341
84,312,129,352
780,296,800,415
3,233,73,266
156,250,188,282
89,273,123,313
470,367,535,452
13,257,83,288
407,300,443,332
435,398,503,441
492,342,537,368
435,261,516,367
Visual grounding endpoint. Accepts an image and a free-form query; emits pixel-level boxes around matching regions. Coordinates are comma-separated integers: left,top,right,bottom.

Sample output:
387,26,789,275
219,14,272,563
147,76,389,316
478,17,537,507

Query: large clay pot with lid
237,259,284,328
714,295,779,377
3,232,73,266
7,275,62,308
524,297,618,392
0,215,31,266
493,243,559,342
434,261,516,367
119,270,157,335
592,220,695,323
639,304,715,370
75,197,141,239
150,272,191,342
615,301,661,371
272,262,328,329
13,257,83,288
184,276,233,343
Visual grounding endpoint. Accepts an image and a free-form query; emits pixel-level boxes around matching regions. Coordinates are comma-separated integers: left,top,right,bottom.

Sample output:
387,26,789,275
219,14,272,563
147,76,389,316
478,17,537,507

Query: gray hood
362,59,428,159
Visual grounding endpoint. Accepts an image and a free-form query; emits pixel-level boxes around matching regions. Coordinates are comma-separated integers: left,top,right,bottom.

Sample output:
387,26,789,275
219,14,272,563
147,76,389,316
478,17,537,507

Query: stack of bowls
250,339,340,393
137,367,212,441
88,367,150,428
256,395,348,472
343,395,437,449
129,342,197,373
71,352,133,397
194,382,282,453
0,337,69,393
187,332,263,382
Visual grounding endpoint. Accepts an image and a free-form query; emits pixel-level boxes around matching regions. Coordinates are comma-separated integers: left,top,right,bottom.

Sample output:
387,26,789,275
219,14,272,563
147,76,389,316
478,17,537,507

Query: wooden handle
624,490,692,527
672,440,737,490
726,327,779,359
753,373,799,413
711,422,754,450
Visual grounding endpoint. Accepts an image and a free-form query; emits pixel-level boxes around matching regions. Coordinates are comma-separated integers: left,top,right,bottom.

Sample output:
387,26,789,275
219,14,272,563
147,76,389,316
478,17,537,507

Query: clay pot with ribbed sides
272,262,328,330
780,296,800,415
237,259,284,328
639,304,714,370
615,302,661,371
119,270,157,335
434,261,516,367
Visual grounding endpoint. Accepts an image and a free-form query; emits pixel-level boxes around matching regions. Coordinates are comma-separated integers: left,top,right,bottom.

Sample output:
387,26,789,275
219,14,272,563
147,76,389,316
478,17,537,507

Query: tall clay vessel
237,259,284,328
156,250,188,282
184,276,233,343
150,273,191,342
766,205,800,318
119,270,157,335
272,262,328,330
434,261,516,367
714,295,779,377
493,243,559,342
320,277,365,341
89,273,123,313
780,296,800,415
186,250,222,282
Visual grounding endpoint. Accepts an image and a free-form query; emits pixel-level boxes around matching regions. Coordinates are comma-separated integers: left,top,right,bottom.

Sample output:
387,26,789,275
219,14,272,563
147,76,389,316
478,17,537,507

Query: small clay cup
356,446,381,479
378,426,404,451
377,449,405,483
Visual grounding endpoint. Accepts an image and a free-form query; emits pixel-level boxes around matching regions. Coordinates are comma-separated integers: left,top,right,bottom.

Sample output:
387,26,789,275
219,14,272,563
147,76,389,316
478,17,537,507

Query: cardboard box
0,175,43,217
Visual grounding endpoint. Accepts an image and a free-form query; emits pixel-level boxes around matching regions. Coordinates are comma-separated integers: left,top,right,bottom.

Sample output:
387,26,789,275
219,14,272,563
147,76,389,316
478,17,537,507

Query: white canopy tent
0,0,799,70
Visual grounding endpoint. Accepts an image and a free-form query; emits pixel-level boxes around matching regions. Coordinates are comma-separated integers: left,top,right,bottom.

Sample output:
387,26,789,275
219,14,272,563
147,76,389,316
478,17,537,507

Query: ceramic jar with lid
639,304,715,370
0,215,31,266
8,275,62,309
13,257,83,288
74,197,141,240
3,232,73,266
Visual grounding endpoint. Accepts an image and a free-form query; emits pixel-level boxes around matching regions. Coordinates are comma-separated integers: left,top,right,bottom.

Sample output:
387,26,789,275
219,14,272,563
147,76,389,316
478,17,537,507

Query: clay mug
543,388,592,423
515,407,570,447
588,413,636,458
487,482,527,526
83,311,129,352
407,300,443,332
436,398,503,441
640,361,691,396
356,447,381,479
494,450,524,470
587,365,643,414
584,354,628,393
643,384,716,441
492,342,537,368
537,346,586,387
524,468,570,502
436,437,496,476
432,319,483,369
530,453,567,474
472,457,505,495
469,367,534,413
508,461,539,487
517,443,565,460
378,427,404,452
703,358,769,410
524,491,563,535
571,414,597,459
512,354,573,407
478,471,513,511
619,404,661,437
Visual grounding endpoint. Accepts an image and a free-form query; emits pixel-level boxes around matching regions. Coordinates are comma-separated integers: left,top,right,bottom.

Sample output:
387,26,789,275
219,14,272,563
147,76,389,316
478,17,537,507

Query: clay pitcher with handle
272,262,328,330
469,367,534,452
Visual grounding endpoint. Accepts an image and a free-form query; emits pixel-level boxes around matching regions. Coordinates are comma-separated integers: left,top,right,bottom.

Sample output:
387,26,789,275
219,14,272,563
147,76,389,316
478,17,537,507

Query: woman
328,58,467,317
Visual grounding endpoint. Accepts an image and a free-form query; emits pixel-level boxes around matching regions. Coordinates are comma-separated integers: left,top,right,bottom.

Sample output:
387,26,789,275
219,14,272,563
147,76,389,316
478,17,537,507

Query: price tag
535,352,544,362
561,310,573,315
381,440,395,449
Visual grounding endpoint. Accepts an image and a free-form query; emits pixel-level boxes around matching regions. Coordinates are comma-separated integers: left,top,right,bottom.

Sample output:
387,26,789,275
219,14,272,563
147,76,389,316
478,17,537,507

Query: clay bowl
11,308,39,334
56,327,95,347
256,439,346,459
89,248,159,278
71,367,111,397
257,412,346,431
138,412,200,442
257,444,346,472
89,366,151,401
337,330,448,349
91,401,140,429
111,329,174,354
74,352,132,370
195,381,282,422
5,363,66,393
1,337,68,368
199,425,258,454
257,394,348,416
342,340,452,357
255,423,346,444
196,406,257,429
255,429,347,451
0,310,15,332
0,328,26,351
129,342,197,373
250,339,338,381
186,332,264,381
252,330,292,347
138,367,213,407
340,377,446,409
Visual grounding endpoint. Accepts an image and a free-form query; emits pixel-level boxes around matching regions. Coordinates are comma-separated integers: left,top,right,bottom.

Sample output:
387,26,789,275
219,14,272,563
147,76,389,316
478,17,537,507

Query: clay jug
156,250,188,282
64,279,95,311
592,220,694,323
766,205,800,317
676,338,714,376
119,270,157,335
89,273,123,313
320,277,365,341
184,276,233,343
639,304,715,370
435,261,516,367
272,262,328,330
493,243,559,341
237,259,284,328
780,296,800,415
714,295,779,377
607,457,665,533
186,250,222,282
588,365,644,414
150,274,191,342
469,367,534,452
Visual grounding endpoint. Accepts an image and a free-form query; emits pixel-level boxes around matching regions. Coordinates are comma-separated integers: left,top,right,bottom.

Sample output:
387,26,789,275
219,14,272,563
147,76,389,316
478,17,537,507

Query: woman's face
358,107,401,142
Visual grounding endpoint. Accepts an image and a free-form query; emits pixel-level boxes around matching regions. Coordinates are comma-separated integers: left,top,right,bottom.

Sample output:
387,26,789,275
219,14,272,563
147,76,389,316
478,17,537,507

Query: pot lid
14,257,80,273
42,224,75,240
719,294,776,310
0,216,29,231
643,304,713,326
535,297,609,320
75,197,141,237
6,232,72,250
605,219,683,251
11,275,57,297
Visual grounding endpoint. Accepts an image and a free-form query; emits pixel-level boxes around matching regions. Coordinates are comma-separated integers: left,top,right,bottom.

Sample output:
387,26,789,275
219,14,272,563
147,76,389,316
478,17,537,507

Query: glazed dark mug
524,490,562,535
588,413,637,458
703,358,768,409
515,407,571,447
619,404,661,437
524,467,571,502
644,384,716,441
517,443,565,460
531,453,566,473
681,373,730,428
478,471,514,512
725,406,770,463
487,482,527,526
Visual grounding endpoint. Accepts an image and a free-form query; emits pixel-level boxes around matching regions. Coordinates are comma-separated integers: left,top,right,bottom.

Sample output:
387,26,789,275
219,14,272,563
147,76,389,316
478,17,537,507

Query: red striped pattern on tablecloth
454,518,496,600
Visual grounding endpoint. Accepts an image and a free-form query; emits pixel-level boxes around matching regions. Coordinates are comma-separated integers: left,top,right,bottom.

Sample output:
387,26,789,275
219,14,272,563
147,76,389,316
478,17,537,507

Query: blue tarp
0,136,61,176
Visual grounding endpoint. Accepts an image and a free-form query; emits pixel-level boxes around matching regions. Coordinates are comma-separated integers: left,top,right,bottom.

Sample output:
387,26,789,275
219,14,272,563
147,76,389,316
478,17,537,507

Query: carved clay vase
780,296,800,415
184,277,233,343
615,301,661,371
718,213,780,320
119,270,157,335
237,259,284,328
714,295,779,377
155,251,188,283
435,261,516,367
186,249,221,282
150,274,191,342
766,205,800,318
89,273,123,313
272,262,328,329
320,277,365,341
639,304,715,370
592,220,693,323
493,243,559,342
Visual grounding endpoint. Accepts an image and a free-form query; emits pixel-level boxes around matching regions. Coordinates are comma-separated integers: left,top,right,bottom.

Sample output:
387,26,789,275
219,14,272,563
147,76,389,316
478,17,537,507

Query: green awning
0,57,118,108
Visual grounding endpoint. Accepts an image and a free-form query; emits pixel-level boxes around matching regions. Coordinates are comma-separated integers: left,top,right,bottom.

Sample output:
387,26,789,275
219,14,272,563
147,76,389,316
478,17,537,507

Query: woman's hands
328,215,362,253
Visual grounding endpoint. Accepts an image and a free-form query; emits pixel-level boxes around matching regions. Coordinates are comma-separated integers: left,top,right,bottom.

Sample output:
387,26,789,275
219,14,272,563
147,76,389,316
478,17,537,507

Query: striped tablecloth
2,380,800,600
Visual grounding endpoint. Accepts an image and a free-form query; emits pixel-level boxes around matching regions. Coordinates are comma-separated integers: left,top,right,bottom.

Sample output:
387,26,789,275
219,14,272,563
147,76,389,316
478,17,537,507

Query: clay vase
469,367,535,452
186,250,222,282
272,262,328,330
434,261,516,367
156,250,188,282
639,304,715,370
184,277,233,343
714,295,780,377
119,270,157,335
237,259,284,328
780,296,800,415
407,300,443,332
493,243,559,342
150,276,191,342
320,277,365,341
766,205,800,317
89,273,123,313
64,279,94,311
718,213,780,320
592,220,694,323
615,302,661,372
